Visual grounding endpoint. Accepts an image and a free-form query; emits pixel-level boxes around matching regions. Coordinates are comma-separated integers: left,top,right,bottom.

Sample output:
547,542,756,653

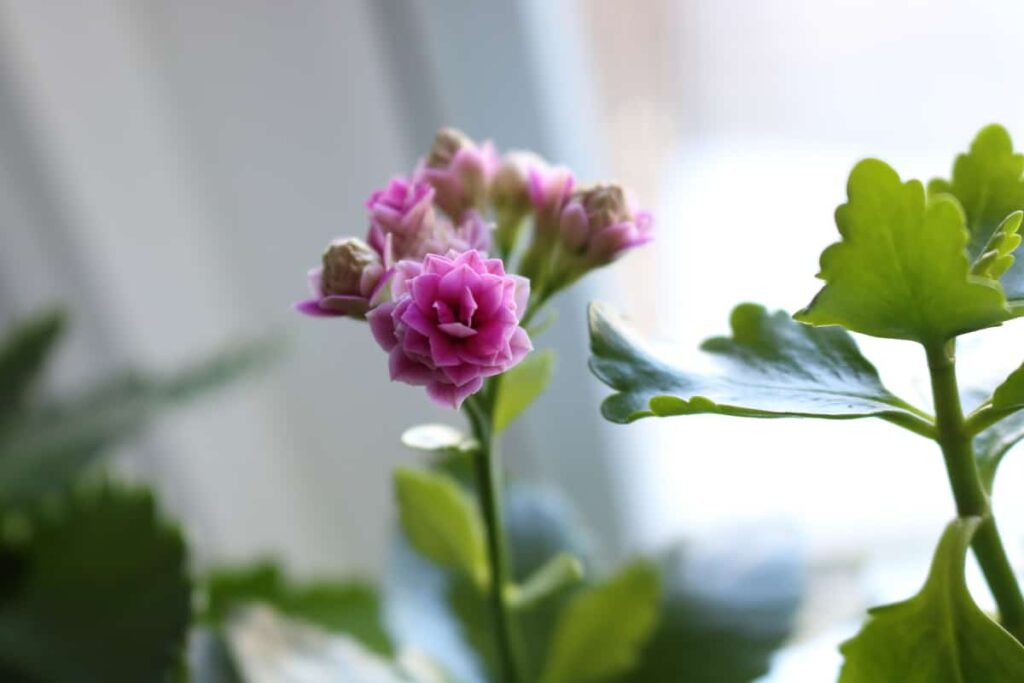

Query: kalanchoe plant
298,128,658,682
588,124,1024,679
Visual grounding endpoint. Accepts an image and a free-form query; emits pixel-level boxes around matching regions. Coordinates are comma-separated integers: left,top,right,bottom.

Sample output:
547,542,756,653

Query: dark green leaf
796,158,1009,342
839,518,1024,682
0,310,64,427
621,535,803,683
509,553,584,610
589,301,926,425
540,560,660,683
493,350,555,433
974,408,1024,492
394,468,488,587
202,561,392,655
928,124,1024,303
0,337,276,507
0,485,190,681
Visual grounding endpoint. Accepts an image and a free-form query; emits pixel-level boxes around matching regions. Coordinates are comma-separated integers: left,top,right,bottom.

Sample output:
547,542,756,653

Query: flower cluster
297,128,652,408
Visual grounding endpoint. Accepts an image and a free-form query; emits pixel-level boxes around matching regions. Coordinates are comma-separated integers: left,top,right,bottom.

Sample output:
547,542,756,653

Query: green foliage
493,349,555,433
0,485,191,682
394,468,489,587
0,310,64,428
621,539,803,683
589,301,925,426
201,561,392,655
796,159,1009,343
989,361,1024,411
839,518,1024,682
929,124,1024,301
540,560,660,683
508,552,584,610
973,407,1024,492
972,211,1023,280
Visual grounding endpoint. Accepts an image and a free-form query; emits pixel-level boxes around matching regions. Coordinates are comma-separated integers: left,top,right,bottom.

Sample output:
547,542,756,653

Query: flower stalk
464,391,521,683
926,341,1024,641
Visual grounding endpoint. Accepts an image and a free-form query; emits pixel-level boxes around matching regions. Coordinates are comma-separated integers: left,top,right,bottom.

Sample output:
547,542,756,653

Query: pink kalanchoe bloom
366,177,492,266
558,184,653,266
295,237,386,319
367,250,532,409
422,128,500,220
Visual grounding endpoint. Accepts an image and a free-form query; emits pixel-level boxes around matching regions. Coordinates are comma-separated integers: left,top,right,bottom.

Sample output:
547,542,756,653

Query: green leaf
540,560,660,683
972,211,1023,280
929,124,1024,302
0,310,65,426
0,485,190,681
394,468,488,587
0,337,275,507
493,350,555,433
796,158,1009,342
202,561,393,655
588,301,927,426
974,408,1024,492
989,363,1024,411
508,552,585,610
620,536,803,683
839,518,1024,682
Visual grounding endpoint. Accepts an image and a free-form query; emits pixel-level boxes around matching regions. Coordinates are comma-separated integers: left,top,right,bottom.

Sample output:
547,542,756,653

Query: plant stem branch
464,394,520,683
925,341,1024,641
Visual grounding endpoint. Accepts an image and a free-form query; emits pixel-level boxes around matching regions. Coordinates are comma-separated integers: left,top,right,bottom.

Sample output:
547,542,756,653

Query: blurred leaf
394,468,488,587
840,518,1024,681
0,336,277,508
974,408,1024,492
387,484,599,683
0,484,190,681
509,552,584,611
796,158,1010,342
402,424,477,455
929,124,1024,303
0,310,65,428
540,560,660,683
493,350,554,433
187,628,244,683
621,533,804,682
202,561,392,655
224,606,445,683
589,302,926,426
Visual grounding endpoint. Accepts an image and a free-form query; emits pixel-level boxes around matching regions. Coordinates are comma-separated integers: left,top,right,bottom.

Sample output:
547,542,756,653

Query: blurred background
3,0,1024,677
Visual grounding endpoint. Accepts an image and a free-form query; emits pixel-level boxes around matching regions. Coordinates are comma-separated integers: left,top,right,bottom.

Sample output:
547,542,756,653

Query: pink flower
295,238,386,319
528,163,575,237
367,250,532,409
558,184,653,266
422,128,499,220
366,177,492,266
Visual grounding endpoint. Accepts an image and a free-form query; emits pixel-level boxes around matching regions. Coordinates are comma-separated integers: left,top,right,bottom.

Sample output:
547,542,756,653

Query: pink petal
426,377,484,409
428,332,462,367
438,322,477,338
367,304,398,351
389,348,435,386
294,299,345,318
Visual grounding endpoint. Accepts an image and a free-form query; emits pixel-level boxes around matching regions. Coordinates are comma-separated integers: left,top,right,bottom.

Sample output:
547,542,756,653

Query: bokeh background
3,0,1024,678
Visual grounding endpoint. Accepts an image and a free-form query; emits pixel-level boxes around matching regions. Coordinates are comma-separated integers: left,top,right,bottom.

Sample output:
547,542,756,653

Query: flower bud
559,184,653,266
295,237,385,319
422,128,498,220
490,152,541,254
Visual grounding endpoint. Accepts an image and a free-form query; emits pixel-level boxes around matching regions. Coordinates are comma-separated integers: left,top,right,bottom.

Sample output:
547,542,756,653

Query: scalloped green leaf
839,518,1024,682
796,158,1009,343
0,485,190,681
929,124,1024,303
540,560,660,683
588,301,926,425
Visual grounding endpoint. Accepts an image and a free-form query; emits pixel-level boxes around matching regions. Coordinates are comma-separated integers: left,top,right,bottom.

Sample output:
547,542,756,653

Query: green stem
464,395,521,683
925,341,1024,641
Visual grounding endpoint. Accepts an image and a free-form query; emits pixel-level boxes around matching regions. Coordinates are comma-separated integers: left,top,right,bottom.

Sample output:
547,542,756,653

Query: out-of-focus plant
293,128,802,683
0,309,271,681
589,124,1024,680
